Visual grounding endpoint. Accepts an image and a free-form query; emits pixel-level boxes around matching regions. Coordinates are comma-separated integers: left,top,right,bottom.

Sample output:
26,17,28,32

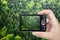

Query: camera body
19,14,46,31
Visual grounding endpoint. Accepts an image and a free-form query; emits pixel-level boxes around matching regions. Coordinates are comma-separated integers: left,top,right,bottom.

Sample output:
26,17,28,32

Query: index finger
38,9,56,20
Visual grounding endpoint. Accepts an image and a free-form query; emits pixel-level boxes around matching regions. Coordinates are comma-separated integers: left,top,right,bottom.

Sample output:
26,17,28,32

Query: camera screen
22,16,40,30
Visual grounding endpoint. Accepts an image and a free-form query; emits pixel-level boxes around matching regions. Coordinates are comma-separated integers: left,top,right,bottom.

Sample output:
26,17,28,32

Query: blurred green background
22,16,40,30
0,0,60,40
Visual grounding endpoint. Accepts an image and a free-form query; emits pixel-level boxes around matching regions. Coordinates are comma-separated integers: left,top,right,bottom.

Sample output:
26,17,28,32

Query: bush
0,0,60,40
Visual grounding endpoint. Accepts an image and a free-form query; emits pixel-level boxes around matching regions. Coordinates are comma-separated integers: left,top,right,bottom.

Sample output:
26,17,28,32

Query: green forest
0,0,60,40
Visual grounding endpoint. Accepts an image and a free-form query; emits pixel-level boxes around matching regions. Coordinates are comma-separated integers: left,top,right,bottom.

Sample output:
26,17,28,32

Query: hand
32,9,60,40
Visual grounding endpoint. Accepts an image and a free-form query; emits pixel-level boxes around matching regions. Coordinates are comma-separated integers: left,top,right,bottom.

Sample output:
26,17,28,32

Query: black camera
19,14,46,31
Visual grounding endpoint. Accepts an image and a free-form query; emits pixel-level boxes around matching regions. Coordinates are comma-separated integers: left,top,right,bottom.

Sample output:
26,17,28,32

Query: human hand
32,9,60,40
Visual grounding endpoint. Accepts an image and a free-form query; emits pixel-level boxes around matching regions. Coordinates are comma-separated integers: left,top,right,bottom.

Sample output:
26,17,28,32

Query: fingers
46,18,50,32
46,18,49,24
32,9,59,40
38,9,59,28
38,9,56,20
32,32,53,39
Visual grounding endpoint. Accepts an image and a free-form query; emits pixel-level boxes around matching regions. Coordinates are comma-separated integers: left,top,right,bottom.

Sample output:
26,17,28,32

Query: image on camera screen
20,16,40,31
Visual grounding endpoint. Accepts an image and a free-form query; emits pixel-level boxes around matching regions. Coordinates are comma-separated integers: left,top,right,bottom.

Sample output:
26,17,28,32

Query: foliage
0,0,60,40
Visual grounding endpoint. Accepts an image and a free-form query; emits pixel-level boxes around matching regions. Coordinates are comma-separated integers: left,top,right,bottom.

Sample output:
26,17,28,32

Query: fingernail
32,32,36,35
38,12,40,14
32,32,34,34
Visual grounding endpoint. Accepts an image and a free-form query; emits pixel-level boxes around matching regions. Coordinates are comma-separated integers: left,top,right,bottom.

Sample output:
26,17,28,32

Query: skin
32,9,60,40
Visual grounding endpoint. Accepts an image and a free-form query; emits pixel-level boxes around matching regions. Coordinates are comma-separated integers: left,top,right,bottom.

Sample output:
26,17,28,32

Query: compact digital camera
19,14,46,31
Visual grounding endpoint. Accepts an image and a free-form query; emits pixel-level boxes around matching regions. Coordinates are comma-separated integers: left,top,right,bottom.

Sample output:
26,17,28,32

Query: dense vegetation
0,0,60,40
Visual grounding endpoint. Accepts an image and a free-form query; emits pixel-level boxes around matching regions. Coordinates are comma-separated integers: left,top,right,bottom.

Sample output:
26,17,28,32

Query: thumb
32,32,53,39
